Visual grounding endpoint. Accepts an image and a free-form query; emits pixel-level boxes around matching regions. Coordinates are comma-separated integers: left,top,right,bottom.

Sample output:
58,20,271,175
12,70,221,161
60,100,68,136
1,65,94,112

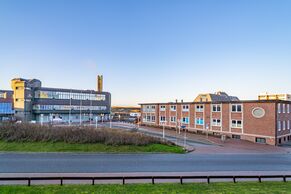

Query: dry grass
0,123,171,146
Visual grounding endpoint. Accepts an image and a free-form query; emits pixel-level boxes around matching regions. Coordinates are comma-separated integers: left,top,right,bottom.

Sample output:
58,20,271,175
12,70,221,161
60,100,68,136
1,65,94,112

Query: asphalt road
1,153,291,173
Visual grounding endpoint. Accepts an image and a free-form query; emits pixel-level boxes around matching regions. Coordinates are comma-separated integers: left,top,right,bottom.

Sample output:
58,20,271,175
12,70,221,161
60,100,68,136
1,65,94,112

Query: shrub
0,123,171,146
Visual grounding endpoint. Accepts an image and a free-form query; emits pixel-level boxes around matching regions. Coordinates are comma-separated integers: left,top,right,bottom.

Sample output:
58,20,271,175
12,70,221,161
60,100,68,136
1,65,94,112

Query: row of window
145,104,243,113
33,105,107,111
0,103,14,114
277,120,291,131
143,116,242,128
35,91,106,101
278,103,291,114
0,93,5,99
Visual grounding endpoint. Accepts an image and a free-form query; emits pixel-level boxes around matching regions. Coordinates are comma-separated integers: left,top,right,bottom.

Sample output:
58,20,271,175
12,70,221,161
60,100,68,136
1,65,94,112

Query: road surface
1,153,291,173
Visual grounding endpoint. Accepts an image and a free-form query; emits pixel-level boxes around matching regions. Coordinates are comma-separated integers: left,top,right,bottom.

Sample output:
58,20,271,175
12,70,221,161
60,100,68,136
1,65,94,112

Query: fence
0,175,290,186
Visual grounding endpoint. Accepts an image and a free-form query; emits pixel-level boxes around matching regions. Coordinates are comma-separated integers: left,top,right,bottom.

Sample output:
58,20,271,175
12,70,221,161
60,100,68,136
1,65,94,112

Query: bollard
152,177,155,184
92,178,95,185
180,177,183,184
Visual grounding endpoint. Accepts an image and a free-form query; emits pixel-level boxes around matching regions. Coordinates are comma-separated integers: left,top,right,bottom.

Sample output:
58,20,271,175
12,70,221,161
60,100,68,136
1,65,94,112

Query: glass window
195,118,204,125
170,105,176,111
182,117,189,124
170,117,176,122
232,120,242,128
196,105,204,112
232,104,242,112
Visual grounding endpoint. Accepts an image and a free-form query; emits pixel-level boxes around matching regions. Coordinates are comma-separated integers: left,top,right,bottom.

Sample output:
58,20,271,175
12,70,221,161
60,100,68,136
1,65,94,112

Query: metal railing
0,175,290,186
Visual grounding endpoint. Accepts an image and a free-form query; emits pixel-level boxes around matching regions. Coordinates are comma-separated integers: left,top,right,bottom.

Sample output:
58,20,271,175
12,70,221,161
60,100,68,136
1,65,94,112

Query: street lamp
109,114,113,129
162,122,165,139
95,116,98,129
206,123,209,139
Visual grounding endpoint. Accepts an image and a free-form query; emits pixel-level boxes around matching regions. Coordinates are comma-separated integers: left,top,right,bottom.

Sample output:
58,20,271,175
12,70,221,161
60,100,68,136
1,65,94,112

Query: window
182,117,189,124
288,105,290,114
182,105,189,112
170,105,176,111
212,119,221,126
170,116,176,122
196,105,204,112
146,116,151,122
283,121,286,130
278,103,281,113
256,137,266,144
151,106,156,110
160,105,166,111
151,116,155,122
160,116,166,122
195,118,204,125
232,104,242,112
232,135,241,139
278,121,281,131
0,103,14,114
231,120,242,128
212,104,221,112
288,120,290,130
283,104,286,113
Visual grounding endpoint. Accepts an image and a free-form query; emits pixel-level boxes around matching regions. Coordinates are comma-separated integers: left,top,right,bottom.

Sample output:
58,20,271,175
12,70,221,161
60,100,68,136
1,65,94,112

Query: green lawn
0,141,184,153
1,182,291,194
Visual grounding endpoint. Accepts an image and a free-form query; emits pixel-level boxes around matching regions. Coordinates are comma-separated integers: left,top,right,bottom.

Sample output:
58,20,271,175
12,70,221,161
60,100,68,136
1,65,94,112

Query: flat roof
38,87,110,95
139,99,291,105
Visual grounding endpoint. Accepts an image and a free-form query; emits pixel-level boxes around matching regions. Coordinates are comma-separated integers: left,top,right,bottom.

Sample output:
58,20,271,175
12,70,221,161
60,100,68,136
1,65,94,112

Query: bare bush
0,123,171,146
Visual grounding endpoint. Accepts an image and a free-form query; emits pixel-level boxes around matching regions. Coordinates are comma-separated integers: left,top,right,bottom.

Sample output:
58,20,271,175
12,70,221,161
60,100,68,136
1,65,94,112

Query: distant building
10,76,111,123
0,90,14,121
194,91,239,102
258,93,291,101
112,106,140,122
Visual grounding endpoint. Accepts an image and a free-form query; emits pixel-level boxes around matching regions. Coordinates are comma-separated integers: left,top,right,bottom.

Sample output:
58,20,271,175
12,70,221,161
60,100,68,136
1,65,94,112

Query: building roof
139,99,290,105
194,91,239,102
38,87,110,95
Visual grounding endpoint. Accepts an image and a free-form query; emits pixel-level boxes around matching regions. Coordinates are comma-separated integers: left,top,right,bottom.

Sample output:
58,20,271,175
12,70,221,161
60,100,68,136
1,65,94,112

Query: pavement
101,122,291,154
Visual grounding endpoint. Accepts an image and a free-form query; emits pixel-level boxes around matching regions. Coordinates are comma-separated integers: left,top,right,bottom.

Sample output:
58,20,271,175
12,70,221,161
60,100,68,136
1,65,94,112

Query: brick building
140,95,291,145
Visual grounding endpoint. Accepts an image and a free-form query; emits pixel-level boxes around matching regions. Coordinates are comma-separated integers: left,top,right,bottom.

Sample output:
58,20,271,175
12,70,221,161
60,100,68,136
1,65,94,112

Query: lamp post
101,114,104,123
162,122,165,139
95,116,98,129
184,129,187,147
137,115,140,129
206,123,209,139
40,114,43,126
109,114,112,129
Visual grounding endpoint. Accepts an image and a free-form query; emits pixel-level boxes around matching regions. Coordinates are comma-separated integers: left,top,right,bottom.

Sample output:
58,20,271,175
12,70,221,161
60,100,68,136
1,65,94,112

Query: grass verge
1,182,291,194
0,141,185,153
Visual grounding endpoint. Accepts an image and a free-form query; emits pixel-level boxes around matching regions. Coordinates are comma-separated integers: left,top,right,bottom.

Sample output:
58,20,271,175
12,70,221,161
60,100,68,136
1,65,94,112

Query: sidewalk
139,125,291,154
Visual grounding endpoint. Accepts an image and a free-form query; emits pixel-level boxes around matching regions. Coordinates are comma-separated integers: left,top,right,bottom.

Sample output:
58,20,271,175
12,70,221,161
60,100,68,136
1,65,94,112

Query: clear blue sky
0,0,291,106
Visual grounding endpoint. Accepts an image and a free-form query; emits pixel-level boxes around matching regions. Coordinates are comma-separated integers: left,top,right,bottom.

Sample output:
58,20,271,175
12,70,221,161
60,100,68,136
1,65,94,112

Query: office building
140,92,291,145
10,76,111,123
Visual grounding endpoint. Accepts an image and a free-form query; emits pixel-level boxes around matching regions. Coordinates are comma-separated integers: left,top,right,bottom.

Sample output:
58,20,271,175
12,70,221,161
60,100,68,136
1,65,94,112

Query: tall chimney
97,75,103,92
